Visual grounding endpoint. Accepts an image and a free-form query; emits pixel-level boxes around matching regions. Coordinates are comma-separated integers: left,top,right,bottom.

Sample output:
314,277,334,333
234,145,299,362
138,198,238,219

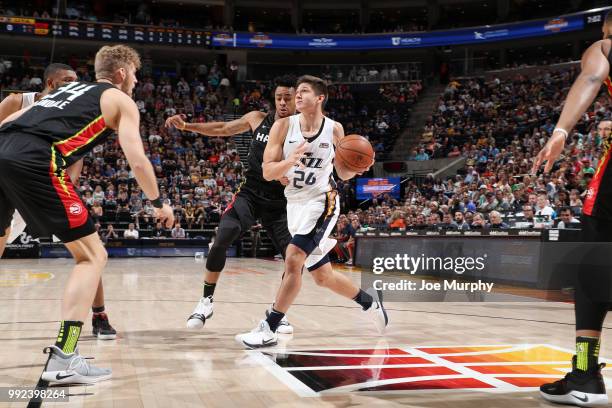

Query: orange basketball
335,134,375,172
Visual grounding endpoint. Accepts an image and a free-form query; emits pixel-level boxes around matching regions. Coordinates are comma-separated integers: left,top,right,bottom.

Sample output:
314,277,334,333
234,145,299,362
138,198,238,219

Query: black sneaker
540,356,608,406
92,313,117,340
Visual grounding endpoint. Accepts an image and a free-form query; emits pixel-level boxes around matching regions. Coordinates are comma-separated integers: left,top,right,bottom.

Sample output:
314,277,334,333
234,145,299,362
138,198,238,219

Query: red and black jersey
243,111,285,199
582,39,612,219
0,81,115,168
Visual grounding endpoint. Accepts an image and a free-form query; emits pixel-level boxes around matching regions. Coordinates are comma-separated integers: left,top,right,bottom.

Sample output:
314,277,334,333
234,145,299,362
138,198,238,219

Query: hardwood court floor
0,257,611,407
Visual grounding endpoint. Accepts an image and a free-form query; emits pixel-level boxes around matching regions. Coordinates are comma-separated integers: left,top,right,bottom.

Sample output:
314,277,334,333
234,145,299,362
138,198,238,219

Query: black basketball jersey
583,37,612,219
0,81,116,167
244,111,285,199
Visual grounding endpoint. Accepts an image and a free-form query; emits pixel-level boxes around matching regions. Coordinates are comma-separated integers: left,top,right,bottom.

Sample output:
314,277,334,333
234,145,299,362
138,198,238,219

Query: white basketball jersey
21,92,36,109
283,114,336,201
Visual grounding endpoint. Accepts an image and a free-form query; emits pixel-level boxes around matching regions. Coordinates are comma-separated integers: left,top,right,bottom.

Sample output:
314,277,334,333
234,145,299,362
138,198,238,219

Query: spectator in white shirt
535,193,555,219
556,207,579,229
171,222,186,239
124,223,139,239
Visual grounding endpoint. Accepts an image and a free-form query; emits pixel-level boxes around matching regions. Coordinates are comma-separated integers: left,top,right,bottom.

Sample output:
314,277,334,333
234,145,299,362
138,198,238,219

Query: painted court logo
254,344,611,396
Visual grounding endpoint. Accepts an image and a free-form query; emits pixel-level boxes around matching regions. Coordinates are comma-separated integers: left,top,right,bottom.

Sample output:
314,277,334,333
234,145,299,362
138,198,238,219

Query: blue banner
212,14,584,51
356,177,401,200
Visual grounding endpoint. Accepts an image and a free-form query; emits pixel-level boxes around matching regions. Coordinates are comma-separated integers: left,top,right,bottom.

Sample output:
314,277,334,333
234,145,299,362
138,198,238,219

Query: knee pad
206,221,241,272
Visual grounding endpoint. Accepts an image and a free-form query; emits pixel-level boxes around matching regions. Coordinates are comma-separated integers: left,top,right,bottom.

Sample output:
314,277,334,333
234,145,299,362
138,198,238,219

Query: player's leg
0,141,112,384
42,232,113,384
272,244,307,312
540,284,609,406
237,243,306,348
261,207,295,334
237,194,334,348
540,215,609,406
186,192,252,329
91,279,117,340
308,256,387,333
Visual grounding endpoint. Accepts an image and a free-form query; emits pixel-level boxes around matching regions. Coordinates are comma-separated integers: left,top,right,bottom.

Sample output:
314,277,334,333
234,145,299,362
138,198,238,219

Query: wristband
151,197,163,209
553,128,568,141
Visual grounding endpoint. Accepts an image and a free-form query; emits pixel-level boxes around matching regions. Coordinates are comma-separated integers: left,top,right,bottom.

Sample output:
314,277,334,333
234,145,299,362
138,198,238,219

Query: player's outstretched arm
165,110,265,137
263,118,304,181
101,88,173,227
532,40,611,173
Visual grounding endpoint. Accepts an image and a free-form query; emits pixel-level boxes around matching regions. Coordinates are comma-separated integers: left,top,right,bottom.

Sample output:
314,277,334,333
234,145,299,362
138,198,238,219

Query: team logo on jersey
69,202,84,215
299,152,324,169
319,143,329,149
255,132,269,143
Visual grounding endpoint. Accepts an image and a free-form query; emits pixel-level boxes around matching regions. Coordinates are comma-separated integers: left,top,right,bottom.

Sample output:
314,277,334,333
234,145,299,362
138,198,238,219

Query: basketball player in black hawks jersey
236,75,387,349
0,44,174,384
532,12,612,407
165,76,297,334
0,63,119,341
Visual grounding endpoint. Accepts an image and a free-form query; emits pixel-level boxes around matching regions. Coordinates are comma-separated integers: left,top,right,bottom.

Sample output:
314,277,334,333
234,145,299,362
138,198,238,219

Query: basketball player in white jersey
236,75,388,348
0,63,117,340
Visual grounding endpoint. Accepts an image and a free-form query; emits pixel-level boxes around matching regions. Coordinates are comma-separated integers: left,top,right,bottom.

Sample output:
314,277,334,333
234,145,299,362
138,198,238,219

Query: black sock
92,305,105,314
353,289,374,310
576,336,600,371
203,281,216,298
54,320,83,354
266,308,285,332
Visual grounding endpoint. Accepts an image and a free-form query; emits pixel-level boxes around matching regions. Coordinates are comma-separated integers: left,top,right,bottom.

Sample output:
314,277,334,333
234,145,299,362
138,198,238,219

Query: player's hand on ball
287,141,308,168
155,204,175,228
357,158,375,175
165,114,187,130
531,130,565,174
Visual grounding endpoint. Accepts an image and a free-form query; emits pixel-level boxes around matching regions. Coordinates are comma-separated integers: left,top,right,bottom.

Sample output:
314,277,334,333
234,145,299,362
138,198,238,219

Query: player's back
282,114,336,201
0,81,116,166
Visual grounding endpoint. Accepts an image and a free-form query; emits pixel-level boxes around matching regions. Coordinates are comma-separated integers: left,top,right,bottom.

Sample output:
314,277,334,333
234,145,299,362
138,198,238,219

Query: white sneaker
235,320,278,349
41,345,112,384
363,288,388,334
266,309,294,334
186,296,214,329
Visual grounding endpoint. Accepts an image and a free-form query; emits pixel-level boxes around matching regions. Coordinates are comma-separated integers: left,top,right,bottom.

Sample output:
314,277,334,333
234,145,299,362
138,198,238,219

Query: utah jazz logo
299,152,323,169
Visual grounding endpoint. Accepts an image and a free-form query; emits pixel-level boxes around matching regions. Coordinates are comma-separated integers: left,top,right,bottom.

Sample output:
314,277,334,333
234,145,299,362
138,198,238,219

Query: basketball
335,134,375,172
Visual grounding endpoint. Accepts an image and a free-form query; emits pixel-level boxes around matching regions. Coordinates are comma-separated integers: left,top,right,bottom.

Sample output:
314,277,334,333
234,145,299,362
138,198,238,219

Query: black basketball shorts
0,133,95,242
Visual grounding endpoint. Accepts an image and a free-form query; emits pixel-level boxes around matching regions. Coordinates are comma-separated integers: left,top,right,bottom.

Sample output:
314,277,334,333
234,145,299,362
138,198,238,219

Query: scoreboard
0,17,211,47
0,5,609,51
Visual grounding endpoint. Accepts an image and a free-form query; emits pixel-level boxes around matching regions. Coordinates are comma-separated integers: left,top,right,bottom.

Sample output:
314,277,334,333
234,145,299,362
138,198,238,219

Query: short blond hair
95,45,141,80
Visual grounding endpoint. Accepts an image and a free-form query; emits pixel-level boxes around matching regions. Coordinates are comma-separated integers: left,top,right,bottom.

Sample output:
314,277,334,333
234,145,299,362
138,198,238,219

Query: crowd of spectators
249,63,421,84
234,78,421,160
1,56,423,240
328,66,612,263
1,58,245,239
3,55,608,251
